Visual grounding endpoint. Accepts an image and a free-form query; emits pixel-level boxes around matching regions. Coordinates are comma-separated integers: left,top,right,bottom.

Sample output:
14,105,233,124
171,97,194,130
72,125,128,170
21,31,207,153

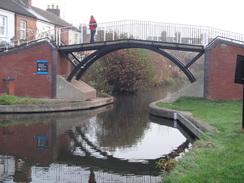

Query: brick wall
57,53,71,75
15,15,36,40
0,41,71,98
205,40,244,101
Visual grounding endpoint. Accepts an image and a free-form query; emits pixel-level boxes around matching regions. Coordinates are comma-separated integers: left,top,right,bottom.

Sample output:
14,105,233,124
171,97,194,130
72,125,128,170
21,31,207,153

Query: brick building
0,0,81,48
0,0,96,100
204,39,244,101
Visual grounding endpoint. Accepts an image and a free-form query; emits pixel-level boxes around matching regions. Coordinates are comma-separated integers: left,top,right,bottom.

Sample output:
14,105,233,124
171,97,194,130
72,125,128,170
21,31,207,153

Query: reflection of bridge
62,125,190,176
0,103,195,182
149,115,196,144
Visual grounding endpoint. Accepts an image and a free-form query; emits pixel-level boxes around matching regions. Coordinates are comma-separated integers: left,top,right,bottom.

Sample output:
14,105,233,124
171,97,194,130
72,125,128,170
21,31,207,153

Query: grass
0,94,46,105
0,94,82,105
156,97,243,183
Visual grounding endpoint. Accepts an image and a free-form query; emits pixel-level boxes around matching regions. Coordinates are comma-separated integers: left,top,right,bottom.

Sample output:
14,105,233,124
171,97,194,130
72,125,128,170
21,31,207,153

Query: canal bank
150,98,243,183
149,77,216,138
0,97,115,113
149,101,217,139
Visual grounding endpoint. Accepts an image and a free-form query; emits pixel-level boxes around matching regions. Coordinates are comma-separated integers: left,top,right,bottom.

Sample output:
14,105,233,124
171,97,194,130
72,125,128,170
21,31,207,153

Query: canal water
0,86,194,183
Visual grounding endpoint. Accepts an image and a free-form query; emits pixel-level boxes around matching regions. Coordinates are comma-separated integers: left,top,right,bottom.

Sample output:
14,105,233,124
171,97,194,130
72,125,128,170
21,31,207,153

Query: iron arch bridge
58,39,205,83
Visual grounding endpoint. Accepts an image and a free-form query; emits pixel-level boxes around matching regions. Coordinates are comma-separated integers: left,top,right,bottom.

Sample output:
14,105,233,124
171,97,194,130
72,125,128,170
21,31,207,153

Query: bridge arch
59,39,205,83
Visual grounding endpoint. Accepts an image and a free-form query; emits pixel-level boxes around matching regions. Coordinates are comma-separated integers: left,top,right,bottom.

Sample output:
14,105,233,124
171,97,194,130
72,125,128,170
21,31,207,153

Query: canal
0,86,195,183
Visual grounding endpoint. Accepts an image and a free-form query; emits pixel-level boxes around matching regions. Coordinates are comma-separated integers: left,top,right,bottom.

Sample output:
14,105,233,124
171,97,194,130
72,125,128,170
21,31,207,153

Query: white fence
96,20,244,46
1,20,244,51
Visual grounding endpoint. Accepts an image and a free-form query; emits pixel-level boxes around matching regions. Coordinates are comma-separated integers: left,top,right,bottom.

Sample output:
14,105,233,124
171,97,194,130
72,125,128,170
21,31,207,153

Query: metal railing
0,37,56,52
0,28,58,52
96,20,244,46
1,20,244,52
0,24,83,52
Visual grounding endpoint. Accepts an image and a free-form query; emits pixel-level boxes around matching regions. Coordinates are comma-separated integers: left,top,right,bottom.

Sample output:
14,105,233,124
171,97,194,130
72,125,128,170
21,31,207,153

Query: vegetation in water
0,120,39,127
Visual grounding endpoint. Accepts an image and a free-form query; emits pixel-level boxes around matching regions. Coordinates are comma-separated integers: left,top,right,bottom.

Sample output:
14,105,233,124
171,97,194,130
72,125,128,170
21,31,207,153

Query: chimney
46,4,60,17
17,0,32,7
28,0,32,7
83,26,87,35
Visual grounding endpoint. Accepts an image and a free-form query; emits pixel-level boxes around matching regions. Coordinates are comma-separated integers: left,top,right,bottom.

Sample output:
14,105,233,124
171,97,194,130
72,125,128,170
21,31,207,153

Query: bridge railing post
56,28,59,45
80,25,83,44
58,28,61,46
113,28,115,40
104,26,106,41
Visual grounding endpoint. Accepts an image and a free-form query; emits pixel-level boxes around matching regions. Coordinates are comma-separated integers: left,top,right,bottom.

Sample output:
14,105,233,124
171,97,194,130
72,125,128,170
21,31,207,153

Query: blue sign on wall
37,60,48,74
37,135,48,151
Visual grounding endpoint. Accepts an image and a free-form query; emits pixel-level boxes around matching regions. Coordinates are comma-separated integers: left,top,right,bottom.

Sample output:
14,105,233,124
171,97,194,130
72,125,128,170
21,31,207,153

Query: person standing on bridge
89,15,97,43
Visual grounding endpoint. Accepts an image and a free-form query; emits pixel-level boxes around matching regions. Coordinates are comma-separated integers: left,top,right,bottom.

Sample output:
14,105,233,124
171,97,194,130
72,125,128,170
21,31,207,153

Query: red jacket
89,18,96,30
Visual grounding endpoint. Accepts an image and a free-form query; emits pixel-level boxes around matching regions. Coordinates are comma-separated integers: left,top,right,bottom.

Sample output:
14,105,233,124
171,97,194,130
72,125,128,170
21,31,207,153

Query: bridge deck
58,39,205,52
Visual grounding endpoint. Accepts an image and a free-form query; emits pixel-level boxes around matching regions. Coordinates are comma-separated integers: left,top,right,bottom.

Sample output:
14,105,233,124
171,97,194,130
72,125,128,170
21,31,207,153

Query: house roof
32,7,72,27
0,0,36,18
0,0,72,27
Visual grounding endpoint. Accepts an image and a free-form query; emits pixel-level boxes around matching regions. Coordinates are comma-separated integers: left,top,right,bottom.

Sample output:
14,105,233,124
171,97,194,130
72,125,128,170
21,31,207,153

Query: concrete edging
149,101,217,139
0,97,115,113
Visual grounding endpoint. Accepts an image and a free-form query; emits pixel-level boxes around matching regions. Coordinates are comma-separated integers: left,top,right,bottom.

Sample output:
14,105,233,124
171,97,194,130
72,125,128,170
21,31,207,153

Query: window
74,33,79,44
20,20,26,39
0,16,6,36
45,26,51,38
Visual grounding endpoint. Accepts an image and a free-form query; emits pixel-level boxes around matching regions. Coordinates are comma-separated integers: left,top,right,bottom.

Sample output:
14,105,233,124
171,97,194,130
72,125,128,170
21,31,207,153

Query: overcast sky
32,0,244,34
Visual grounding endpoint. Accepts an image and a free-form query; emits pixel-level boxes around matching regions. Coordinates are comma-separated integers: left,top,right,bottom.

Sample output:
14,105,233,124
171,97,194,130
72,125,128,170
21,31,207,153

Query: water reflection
149,115,196,144
0,86,194,183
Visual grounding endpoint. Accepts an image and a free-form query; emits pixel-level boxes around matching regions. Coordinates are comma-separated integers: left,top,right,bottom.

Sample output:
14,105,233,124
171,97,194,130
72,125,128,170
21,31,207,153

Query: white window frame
74,33,79,44
0,15,7,37
20,20,27,39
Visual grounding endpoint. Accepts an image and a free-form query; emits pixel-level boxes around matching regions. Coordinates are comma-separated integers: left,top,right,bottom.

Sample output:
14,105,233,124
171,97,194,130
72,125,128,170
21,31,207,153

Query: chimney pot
46,4,61,17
